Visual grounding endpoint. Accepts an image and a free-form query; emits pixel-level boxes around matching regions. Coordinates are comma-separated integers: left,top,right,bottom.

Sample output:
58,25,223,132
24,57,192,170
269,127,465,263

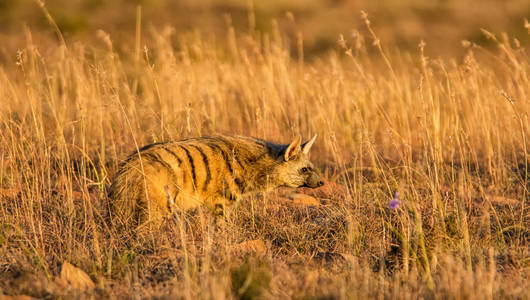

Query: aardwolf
109,135,323,228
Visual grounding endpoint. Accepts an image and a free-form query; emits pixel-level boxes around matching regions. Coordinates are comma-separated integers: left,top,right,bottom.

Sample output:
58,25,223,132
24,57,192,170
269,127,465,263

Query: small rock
57,262,95,291
288,193,320,206
231,239,267,256
0,188,20,198
0,295,38,300
485,195,520,206
298,180,349,201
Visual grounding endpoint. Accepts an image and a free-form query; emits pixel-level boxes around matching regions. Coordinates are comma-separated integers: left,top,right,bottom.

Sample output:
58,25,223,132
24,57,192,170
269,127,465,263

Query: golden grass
0,8,529,299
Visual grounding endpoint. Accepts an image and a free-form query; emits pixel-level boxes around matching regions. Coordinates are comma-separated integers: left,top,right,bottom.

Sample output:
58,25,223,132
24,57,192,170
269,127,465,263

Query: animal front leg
213,183,241,216
214,202,225,216
212,198,229,229
213,196,232,217
212,193,239,224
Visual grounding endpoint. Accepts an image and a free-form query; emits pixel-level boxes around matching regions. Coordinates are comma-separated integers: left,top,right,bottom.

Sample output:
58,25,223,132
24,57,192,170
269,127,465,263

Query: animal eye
301,167,308,173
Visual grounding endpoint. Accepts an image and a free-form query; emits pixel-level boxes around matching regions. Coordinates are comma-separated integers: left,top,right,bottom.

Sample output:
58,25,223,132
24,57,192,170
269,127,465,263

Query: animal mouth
301,181,324,188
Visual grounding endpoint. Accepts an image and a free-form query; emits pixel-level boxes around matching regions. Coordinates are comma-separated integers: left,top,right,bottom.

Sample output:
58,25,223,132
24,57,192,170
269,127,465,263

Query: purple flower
389,191,400,210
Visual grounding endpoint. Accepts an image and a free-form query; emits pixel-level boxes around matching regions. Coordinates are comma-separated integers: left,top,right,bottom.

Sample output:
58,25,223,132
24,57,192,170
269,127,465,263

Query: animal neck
237,145,281,194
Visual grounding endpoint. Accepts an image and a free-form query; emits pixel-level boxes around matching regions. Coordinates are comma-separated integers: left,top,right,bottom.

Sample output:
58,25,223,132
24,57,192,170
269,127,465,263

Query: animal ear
284,136,302,161
302,134,317,154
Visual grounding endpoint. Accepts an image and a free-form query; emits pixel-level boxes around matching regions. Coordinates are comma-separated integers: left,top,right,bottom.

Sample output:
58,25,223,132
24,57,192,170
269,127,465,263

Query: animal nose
317,181,324,187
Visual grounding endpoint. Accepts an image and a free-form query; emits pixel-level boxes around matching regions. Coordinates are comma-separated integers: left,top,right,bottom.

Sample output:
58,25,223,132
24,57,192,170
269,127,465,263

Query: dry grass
0,5,529,299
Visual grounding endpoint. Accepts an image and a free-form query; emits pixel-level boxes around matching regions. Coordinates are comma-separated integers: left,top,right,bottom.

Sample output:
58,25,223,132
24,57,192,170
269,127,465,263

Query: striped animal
108,135,323,228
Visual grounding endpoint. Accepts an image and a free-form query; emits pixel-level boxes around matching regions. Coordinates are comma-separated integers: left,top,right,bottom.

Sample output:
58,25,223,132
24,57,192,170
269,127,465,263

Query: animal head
273,134,324,188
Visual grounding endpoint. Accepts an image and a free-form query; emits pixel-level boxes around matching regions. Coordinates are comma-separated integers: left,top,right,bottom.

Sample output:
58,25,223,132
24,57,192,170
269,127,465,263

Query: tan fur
108,135,323,228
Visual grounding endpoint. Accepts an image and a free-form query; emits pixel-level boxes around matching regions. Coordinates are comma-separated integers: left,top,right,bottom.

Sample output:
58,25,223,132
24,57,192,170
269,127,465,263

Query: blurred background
0,0,529,58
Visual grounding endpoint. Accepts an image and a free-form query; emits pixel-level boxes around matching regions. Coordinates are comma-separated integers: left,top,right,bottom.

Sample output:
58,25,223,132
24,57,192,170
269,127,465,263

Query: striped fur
108,135,323,228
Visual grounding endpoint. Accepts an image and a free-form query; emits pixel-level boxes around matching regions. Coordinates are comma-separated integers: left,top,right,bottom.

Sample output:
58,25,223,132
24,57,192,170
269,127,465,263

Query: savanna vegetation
0,0,529,299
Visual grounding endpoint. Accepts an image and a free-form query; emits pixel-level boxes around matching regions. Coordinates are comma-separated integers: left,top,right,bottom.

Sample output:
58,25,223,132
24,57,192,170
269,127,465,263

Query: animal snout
305,173,324,188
